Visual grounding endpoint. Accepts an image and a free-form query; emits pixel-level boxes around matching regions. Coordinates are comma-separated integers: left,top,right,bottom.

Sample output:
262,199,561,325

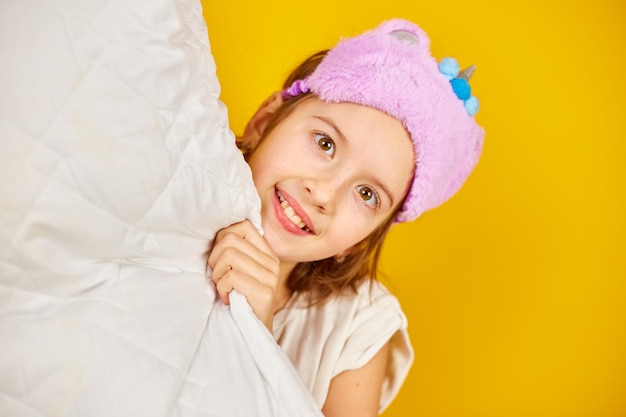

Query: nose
302,176,338,214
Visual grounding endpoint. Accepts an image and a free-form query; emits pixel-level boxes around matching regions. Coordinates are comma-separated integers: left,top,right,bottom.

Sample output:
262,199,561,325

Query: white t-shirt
273,279,414,413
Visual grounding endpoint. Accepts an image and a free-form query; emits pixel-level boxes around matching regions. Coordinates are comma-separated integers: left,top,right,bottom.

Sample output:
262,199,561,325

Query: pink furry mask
283,19,485,222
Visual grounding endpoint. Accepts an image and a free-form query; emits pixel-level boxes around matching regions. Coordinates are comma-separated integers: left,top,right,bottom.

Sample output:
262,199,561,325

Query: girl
208,19,485,417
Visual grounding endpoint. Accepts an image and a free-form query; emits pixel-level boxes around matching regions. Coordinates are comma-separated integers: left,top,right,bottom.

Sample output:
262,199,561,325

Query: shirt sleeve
333,281,414,413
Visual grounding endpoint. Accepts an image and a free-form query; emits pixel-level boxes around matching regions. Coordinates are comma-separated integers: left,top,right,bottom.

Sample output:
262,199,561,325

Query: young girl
208,18,484,417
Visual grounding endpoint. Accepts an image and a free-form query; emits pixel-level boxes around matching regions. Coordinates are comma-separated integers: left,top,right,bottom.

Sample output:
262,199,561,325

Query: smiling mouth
276,190,313,233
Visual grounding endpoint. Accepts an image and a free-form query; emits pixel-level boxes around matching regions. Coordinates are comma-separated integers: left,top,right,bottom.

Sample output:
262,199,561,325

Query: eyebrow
314,115,346,143
313,115,396,207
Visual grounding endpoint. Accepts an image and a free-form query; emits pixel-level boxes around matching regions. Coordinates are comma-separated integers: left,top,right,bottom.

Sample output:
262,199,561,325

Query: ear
240,91,283,153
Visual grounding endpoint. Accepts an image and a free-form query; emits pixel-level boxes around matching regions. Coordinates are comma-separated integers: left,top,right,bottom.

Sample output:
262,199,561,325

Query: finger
215,269,275,326
210,261,232,285
215,268,233,305
207,232,235,270
215,219,257,240
208,232,279,277
216,220,273,258
212,246,278,291
209,222,256,269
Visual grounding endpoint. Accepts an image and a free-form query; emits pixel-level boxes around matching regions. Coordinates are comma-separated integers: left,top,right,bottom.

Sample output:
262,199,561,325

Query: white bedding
0,0,322,416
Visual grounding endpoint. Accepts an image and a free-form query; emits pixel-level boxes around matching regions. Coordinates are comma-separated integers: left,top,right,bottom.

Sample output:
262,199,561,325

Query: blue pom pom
465,96,479,116
450,78,471,101
439,57,460,80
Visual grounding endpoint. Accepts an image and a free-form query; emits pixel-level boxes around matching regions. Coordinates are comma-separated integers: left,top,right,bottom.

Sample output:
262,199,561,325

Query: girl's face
248,98,415,265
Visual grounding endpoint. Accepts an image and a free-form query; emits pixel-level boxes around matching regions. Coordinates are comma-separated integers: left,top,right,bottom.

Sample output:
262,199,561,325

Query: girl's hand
207,220,280,331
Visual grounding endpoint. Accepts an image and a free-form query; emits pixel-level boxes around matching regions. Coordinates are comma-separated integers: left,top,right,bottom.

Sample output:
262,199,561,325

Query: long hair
249,51,404,305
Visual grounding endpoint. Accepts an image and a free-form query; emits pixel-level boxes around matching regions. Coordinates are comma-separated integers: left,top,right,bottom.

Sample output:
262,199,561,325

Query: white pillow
0,1,321,416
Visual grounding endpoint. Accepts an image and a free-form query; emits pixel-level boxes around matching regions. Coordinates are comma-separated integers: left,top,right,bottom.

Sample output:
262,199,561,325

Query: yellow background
203,1,626,416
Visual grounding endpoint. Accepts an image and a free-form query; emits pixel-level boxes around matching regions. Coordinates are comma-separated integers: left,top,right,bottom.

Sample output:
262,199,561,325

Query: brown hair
249,51,403,305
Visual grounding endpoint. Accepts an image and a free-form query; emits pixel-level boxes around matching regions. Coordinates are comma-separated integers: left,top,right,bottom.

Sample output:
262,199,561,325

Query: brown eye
315,133,335,156
319,138,332,151
357,185,378,208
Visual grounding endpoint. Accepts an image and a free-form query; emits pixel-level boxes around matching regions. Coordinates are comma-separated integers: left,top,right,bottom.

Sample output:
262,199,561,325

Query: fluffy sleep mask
282,19,485,222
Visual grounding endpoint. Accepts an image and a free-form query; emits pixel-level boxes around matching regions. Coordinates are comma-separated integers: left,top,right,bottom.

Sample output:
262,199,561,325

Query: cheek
329,215,375,247
248,154,280,191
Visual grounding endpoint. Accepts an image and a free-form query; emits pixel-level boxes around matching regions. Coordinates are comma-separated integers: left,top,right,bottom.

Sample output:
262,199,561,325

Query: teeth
277,191,310,232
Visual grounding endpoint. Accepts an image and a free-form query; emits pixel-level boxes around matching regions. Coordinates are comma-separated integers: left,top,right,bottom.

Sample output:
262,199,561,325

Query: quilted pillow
0,1,321,416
